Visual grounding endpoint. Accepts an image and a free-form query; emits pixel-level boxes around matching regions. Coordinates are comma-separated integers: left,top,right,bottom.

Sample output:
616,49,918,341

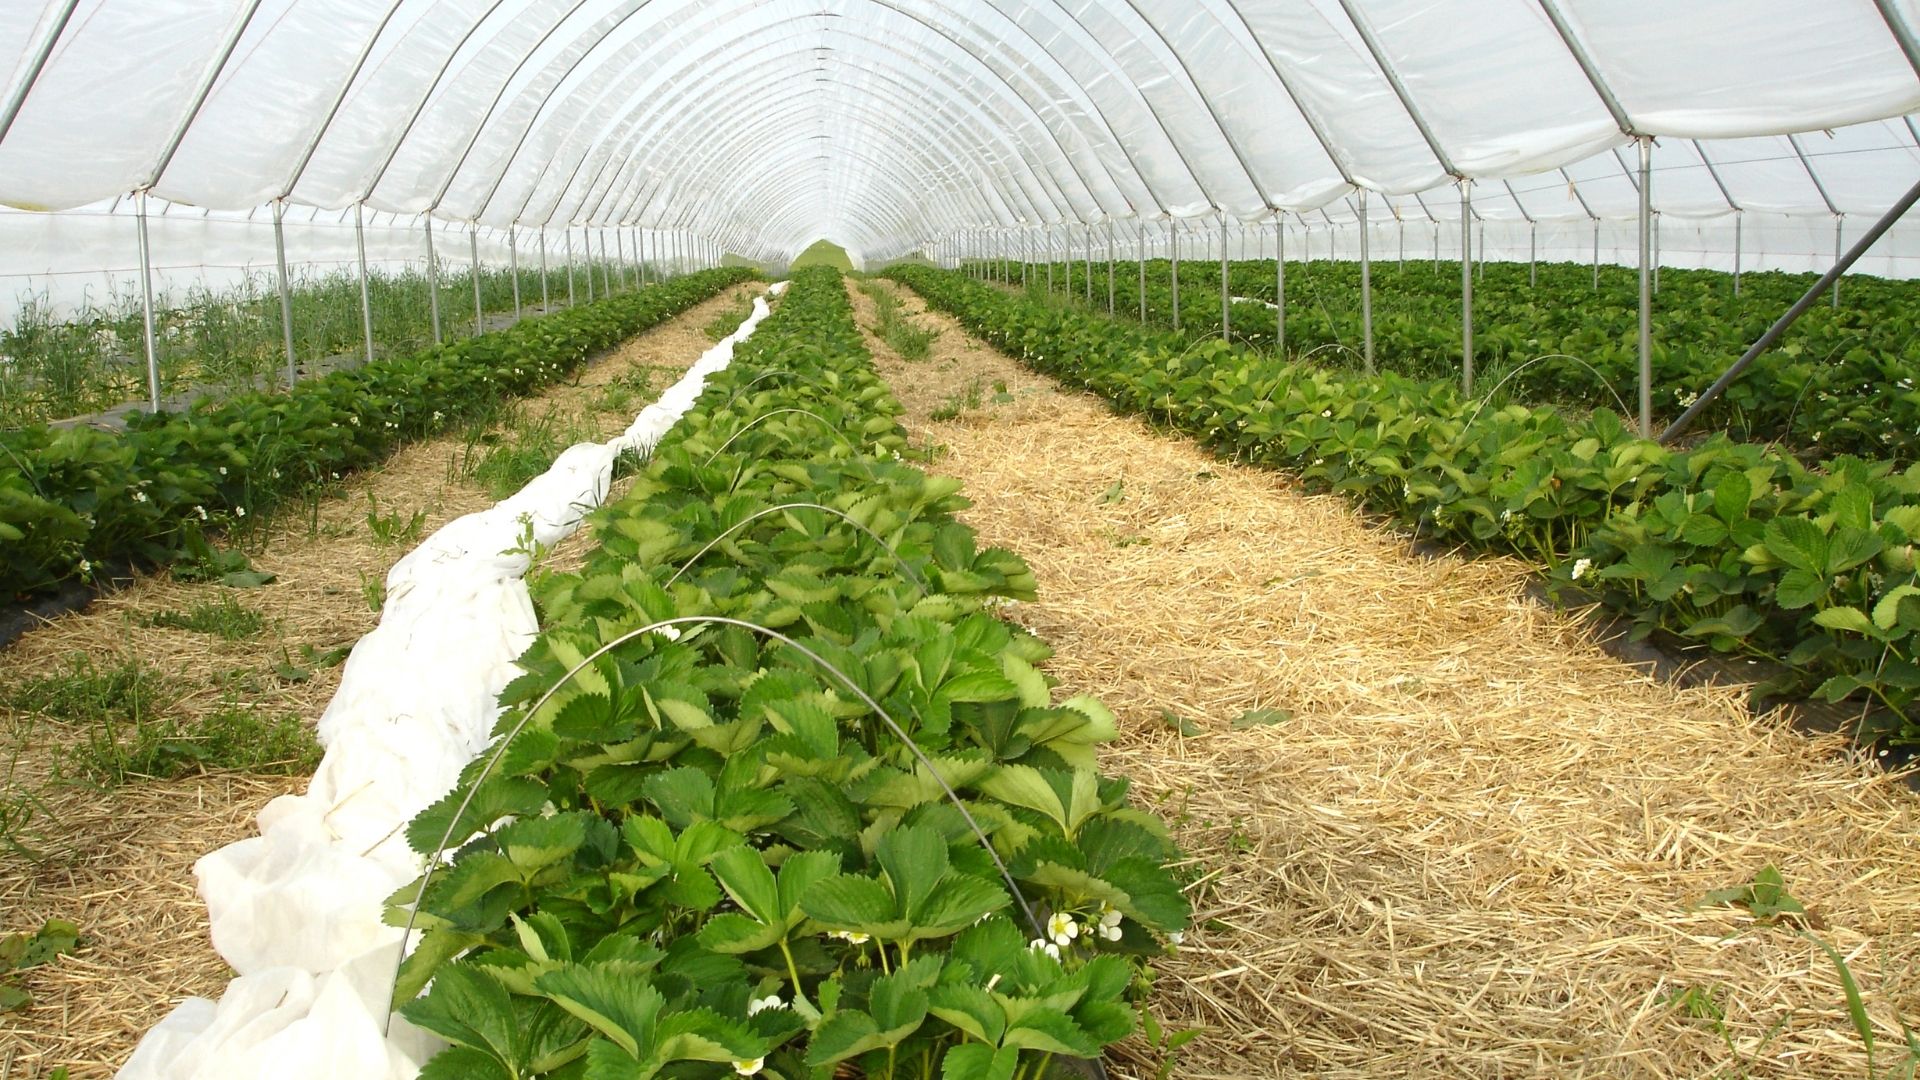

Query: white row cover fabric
3,1,1919,263
115,286,781,1080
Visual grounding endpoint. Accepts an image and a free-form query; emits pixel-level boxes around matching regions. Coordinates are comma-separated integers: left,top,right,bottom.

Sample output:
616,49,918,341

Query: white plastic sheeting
116,284,782,1080
0,200,703,325
3,2,1920,264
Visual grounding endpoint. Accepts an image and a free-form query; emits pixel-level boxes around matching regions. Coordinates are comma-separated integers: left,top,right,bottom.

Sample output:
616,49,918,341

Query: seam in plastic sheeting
114,280,788,1080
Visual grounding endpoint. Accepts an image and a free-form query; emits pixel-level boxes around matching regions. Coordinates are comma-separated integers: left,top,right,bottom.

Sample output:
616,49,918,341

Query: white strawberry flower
1096,904,1125,942
829,930,870,945
1028,937,1061,960
747,995,785,1016
732,1057,765,1076
1046,912,1079,948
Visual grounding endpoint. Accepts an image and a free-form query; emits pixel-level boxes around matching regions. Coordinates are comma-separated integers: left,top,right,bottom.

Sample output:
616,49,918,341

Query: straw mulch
0,282,766,1080
854,279,1920,1079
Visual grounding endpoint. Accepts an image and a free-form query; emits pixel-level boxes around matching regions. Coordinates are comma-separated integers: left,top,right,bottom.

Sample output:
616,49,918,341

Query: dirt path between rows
0,280,764,1080
850,277,1920,1080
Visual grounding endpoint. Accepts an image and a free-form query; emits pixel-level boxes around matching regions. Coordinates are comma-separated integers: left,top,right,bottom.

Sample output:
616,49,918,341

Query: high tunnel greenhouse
4,2,1920,1078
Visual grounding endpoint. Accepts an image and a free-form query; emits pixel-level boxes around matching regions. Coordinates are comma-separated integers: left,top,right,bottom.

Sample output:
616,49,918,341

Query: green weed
364,491,428,548
59,704,321,785
141,594,267,641
2,655,177,728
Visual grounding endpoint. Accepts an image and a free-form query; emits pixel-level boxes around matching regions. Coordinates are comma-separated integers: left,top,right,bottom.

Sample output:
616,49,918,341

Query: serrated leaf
535,964,665,1059
939,1042,1020,1080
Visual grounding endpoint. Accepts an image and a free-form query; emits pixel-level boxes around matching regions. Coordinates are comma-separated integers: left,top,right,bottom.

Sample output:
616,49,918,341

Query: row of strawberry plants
0,268,756,600
390,266,1190,1080
1021,257,1917,466
895,265,1920,748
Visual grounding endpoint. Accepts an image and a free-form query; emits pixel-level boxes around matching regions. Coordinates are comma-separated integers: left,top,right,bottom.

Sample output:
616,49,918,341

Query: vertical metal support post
1170,221,1181,328
1529,220,1537,287
639,228,648,287
584,229,595,301
470,225,484,335
136,191,161,411
1276,218,1287,357
1460,182,1474,394
539,227,550,312
1106,219,1116,315
1084,224,1093,303
1022,228,1029,289
1432,222,1439,273
613,228,625,290
1833,216,1844,307
1636,136,1654,437
1137,229,1146,319
426,214,443,344
1220,212,1231,342
1046,224,1055,294
355,202,375,363
1359,192,1374,372
1733,213,1743,297
565,228,576,306
1653,212,1662,294
1592,218,1600,290
273,200,296,386
508,226,521,320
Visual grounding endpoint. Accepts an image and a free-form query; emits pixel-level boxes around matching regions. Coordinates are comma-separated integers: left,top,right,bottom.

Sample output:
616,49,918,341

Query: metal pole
614,227,626,290
136,191,161,412
565,227,576,306
426,214,442,344
585,228,595,301
1137,228,1146,320
639,228,648,287
355,202,375,364
1220,212,1231,342
470,226,483,335
273,200,295,386
1593,218,1600,290
1733,213,1743,297
1106,219,1116,315
509,226,521,320
1046,224,1055,294
1636,137,1654,437
1276,218,1286,357
539,227,549,312
1529,220,1537,287
1460,182,1474,395
1834,216,1844,307
1653,211,1661,294
1171,221,1181,328
1359,192,1374,372
1663,172,1920,443
1084,223,1093,303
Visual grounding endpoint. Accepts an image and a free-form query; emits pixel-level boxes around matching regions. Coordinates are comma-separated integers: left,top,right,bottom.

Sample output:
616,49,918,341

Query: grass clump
140,595,267,641
862,284,940,360
2,656,177,728
463,405,599,498
929,377,985,422
61,704,321,784
701,294,756,341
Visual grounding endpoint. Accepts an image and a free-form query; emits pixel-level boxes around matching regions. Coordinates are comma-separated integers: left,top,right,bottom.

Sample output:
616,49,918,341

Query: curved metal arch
1013,0,1234,214
727,155,918,254
635,113,949,244
991,0,1215,215
568,52,1067,237
545,14,1083,227
573,33,1050,230
591,52,1042,230
1198,0,1354,191
358,0,517,203
1113,0,1271,213
715,125,971,241
442,0,1106,227
523,16,1073,230
606,83,1004,234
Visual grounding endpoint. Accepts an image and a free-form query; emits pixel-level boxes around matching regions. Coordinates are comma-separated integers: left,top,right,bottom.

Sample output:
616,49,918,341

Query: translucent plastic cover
1,1,1918,262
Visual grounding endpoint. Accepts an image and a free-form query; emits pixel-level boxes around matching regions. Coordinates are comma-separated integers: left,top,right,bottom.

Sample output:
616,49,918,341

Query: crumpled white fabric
119,290,775,1080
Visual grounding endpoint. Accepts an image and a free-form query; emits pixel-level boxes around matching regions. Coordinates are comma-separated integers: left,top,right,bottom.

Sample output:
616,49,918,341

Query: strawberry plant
0,269,756,599
895,265,1920,748
388,268,1190,1079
